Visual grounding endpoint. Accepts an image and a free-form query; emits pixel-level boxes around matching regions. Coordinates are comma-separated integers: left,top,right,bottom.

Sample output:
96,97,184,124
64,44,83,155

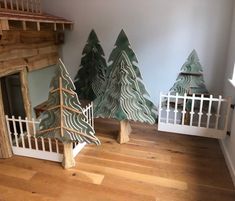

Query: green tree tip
87,29,99,43
115,29,130,47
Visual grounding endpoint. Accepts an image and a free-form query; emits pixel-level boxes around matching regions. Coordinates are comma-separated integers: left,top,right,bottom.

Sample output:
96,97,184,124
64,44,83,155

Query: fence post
224,96,232,132
181,93,187,125
25,117,32,149
206,95,213,128
19,116,25,148
159,92,162,124
91,102,94,128
174,93,179,124
198,94,204,127
12,116,19,147
166,92,170,124
190,94,195,126
215,95,222,129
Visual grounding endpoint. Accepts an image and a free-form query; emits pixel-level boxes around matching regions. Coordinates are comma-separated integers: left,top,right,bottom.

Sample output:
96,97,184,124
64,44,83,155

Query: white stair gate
158,93,231,139
5,102,94,162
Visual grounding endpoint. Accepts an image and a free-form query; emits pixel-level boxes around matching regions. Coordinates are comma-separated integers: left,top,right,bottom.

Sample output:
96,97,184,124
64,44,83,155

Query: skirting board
220,140,235,187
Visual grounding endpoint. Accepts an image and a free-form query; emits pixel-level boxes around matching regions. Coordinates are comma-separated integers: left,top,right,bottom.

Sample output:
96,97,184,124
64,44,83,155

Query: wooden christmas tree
74,30,107,101
169,50,210,124
94,30,157,144
38,59,100,169
170,50,209,96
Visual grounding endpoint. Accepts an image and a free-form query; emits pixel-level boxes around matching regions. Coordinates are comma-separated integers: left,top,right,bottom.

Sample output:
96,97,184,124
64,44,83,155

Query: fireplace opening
1,73,26,118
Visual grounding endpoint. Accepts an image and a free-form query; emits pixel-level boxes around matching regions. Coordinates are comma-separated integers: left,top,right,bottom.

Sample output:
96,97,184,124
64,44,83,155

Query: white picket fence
0,0,41,13
158,92,231,139
6,102,94,162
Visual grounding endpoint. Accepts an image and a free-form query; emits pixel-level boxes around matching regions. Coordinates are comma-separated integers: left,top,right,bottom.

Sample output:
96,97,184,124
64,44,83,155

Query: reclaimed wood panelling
26,52,58,71
0,42,58,62
0,59,25,76
0,30,56,45
0,85,12,158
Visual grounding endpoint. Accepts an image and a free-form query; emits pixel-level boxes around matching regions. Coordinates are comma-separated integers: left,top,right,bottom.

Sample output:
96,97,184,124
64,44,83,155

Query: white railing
5,102,94,162
0,0,41,13
83,102,94,128
72,102,94,156
158,92,231,139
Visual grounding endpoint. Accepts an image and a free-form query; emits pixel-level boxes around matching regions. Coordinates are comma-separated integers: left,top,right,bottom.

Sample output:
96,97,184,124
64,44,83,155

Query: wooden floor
0,118,235,201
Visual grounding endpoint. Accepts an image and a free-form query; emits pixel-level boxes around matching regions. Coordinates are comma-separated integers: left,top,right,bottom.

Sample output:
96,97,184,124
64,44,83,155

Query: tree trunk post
118,120,132,144
62,142,75,169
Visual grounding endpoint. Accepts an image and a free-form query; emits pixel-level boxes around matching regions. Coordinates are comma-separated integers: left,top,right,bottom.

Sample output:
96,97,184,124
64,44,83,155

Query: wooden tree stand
62,143,75,169
118,120,132,144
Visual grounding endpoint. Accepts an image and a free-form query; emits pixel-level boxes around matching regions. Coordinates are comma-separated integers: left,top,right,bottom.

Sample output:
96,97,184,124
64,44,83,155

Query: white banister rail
0,0,41,13
158,92,231,139
5,102,94,162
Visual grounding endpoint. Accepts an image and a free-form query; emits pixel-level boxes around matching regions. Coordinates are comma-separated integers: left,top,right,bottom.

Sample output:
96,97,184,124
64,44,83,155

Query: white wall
221,4,235,185
28,66,56,117
42,0,234,105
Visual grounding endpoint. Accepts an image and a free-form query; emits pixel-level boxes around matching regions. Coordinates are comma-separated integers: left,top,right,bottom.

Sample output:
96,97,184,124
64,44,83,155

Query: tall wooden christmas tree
94,30,157,144
170,50,209,96
38,59,100,169
74,30,107,101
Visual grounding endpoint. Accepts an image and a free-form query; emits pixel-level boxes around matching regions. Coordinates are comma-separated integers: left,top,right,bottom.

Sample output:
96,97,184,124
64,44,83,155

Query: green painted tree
170,50,209,96
38,59,100,168
74,30,107,101
94,30,157,143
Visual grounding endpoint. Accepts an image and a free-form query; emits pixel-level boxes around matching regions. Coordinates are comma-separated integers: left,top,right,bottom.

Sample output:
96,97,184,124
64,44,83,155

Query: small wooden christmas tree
170,50,209,96
94,30,157,144
74,30,107,101
169,50,210,124
38,59,100,169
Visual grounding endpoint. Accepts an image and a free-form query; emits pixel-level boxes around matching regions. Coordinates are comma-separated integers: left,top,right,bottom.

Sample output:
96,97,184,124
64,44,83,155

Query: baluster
206,95,213,128
190,94,195,126
48,138,52,152
38,0,41,13
55,139,59,153
215,95,222,129
166,92,170,124
12,116,19,147
224,97,232,131
89,105,92,125
36,21,40,31
174,93,179,124
32,118,38,150
4,0,7,9
54,23,57,31
21,0,24,11
5,115,13,146
198,94,204,127
16,0,19,10
26,0,29,11
10,0,13,9
25,117,32,149
91,102,94,128
30,0,33,12
41,137,45,151
36,0,39,12
159,92,162,123
19,116,25,148
181,93,187,125
85,107,87,122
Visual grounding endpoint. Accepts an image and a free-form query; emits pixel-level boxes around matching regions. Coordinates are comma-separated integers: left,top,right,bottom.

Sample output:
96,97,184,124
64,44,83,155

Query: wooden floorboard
0,118,234,201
